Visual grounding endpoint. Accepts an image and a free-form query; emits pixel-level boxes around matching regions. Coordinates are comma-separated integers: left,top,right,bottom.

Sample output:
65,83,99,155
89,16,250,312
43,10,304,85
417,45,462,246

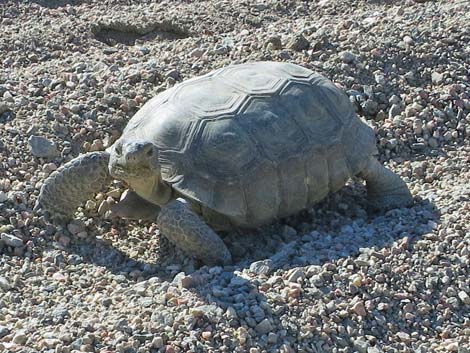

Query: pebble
286,268,305,282
0,102,10,114
190,48,205,58
267,36,282,50
28,135,59,158
12,331,28,345
340,51,357,64
0,326,9,339
173,272,199,288
249,259,274,275
362,99,379,115
353,338,369,353
255,318,273,335
457,291,470,305
431,72,444,84
0,276,11,291
352,301,367,317
350,274,363,287
287,34,310,51
0,233,23,247
388,104,402,119
152,337,164,349
396,332,411,343
165,69,180,80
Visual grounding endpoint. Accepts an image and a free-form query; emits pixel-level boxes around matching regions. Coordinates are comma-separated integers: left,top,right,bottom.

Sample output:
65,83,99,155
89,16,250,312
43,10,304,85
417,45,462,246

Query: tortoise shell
121,62,376,227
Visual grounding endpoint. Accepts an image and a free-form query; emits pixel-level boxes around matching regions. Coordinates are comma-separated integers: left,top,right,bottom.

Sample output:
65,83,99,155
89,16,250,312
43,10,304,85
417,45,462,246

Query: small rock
237,327,249,344
201,331,212,340
249,259,274,275
362,99,379,115
85,200,97,210
152,337,164,349
190,305,223,320
28,135,59,158
352,301,367,317
3,91,13,102
428,137,438,148
165,345,176,353
255,318,273,335
0,102,10,114
101,298,112,307
389,95,401,104
70,104,81,114
67,221,86,235
267,36,282,50
12,331,28,345
287,34,309,51
286,268,305,282
173,272,198,289
107,188,122,199
267,332,278,344
139,47,150,55
213,44,229,55
0,276,12,291
282,225,297,238
457,291,470,305
225,306,238,320
190,48,205,58
374,73,385,85
0,191,7,203
166,69,180,80
98,200,111,215
403,35,414,45
396,331,410,343
340,51,357,64
353,338,369,353
0,233,23,247
389,104,402,119
0,326,10,338
431,72,444,84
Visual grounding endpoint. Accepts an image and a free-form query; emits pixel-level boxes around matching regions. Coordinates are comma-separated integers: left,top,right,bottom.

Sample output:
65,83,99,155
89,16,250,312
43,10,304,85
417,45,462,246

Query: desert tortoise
36,61,413,265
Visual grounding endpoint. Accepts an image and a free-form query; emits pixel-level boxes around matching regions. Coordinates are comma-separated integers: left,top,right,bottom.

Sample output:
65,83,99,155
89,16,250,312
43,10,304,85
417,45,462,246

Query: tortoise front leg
35,151,112,222
157,199,232,266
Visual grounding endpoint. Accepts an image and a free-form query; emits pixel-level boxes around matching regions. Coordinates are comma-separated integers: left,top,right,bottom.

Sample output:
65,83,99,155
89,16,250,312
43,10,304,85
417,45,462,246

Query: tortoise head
108,138,173,206
108,138,160,180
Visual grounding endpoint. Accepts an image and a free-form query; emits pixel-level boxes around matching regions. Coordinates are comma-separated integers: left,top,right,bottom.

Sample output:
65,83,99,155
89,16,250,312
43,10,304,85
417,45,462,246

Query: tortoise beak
108,139,159,179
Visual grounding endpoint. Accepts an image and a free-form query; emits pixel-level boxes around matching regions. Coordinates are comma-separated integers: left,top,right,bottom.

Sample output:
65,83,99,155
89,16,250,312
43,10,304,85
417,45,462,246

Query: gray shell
123,62,376,227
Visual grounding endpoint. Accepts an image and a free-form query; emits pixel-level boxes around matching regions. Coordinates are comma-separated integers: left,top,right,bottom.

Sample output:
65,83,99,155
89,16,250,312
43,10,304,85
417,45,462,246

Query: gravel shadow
51,183,440,350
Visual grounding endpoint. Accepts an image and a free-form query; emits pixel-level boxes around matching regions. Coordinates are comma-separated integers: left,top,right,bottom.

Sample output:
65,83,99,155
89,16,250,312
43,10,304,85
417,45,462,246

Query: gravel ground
0,0,469,352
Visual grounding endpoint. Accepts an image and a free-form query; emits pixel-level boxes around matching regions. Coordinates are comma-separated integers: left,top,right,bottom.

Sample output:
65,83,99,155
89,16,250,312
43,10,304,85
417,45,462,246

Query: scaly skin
35,151,112,222
358,157,413,210
157,199,232,266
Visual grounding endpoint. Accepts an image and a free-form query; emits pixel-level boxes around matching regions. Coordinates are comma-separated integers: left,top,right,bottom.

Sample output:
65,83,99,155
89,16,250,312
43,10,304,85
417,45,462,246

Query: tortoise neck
153,180,174,205
127,175,173,206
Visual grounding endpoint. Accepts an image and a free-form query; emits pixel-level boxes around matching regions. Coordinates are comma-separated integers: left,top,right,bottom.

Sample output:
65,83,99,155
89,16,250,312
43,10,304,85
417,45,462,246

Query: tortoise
36,62,413,265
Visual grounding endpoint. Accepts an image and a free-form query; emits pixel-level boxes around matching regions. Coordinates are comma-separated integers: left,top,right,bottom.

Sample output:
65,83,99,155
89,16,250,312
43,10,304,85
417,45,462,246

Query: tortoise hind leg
357,157,413,210
157,199,232,266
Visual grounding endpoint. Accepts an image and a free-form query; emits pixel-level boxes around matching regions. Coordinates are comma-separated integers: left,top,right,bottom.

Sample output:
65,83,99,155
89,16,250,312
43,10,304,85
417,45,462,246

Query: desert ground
0,0,469,352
